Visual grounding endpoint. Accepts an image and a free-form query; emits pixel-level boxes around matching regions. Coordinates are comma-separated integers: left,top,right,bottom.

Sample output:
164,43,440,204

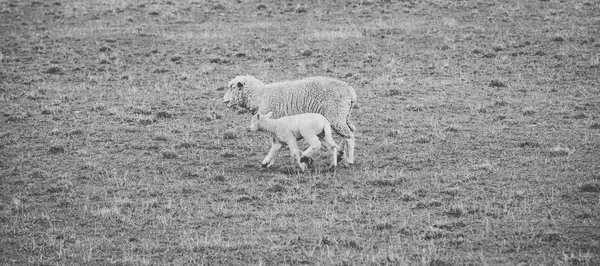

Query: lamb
223,75,357,164
249,111,340,171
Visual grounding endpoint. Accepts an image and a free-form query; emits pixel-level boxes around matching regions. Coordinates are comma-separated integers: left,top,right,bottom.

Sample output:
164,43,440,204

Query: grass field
1,0,599,264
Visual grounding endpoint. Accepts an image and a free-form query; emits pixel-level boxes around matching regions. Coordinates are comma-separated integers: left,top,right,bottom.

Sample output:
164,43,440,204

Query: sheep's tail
349,87,357,107
347,120,356,132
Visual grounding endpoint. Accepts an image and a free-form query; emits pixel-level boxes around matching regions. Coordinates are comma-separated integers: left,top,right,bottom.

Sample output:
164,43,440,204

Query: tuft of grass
222,129,238,140
522,106,536,116
46,179,74,193
161,150,178,159
156,111,173,119
489,80,506,87
493,100,510,107
471,161,493,171
221,151,236,158
414,137,431,144
48,145,65,154
68,128,84,136
465,102,486,114
443,126,459,132
580,182,600,193
549,145,574,157
308,30,363,40
174,142,196,149
266,183,286,193
369,178,403,187
213,175,226,182
406,104,425,112
388,89,401,96
43,66,64,74
518,141,540,148
153,135,169,141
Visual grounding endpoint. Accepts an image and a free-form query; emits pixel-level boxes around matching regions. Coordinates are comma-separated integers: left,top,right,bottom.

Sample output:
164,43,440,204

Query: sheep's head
223,75,263,109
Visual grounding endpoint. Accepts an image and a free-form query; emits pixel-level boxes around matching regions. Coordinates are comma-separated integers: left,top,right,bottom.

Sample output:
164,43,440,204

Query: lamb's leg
262,140,282,168
331,145,339,167
320,135,340,168
300,136,321,167
286,139,306,171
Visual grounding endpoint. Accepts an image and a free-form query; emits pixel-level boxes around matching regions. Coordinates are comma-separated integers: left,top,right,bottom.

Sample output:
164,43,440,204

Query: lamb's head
249,112,273,132
223,75,264,109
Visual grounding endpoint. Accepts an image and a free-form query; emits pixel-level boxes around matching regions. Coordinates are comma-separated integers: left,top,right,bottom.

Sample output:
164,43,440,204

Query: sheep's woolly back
233,76,352,115
260,77,354,118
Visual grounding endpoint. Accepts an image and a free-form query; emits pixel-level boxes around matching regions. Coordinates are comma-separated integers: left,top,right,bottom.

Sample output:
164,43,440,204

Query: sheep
249,111,340,171
223,75,356,164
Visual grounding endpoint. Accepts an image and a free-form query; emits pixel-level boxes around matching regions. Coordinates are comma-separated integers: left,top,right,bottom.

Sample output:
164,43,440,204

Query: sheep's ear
236,82,244,89
265,112,273,118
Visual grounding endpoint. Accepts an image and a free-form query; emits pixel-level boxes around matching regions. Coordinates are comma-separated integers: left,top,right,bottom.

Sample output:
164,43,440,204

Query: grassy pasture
1,0,599,265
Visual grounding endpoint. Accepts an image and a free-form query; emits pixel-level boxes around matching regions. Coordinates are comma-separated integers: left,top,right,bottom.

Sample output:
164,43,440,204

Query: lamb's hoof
261,163,269,168
299,163,308,172
336,151,345,164
300,156,314,167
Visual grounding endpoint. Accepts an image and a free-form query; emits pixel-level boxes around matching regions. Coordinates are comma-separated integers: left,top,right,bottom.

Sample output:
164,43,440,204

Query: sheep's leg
330,119,355,165
331,145,338,167
344,136,355,164
336,138,352,165
345,119,356,164
336,141,345,165
286,139,306,171
262,140,282,168
334,135,346,164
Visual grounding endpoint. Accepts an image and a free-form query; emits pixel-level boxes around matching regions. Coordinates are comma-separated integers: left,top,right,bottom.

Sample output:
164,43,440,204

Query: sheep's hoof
261,163,269,168
300,156,314,166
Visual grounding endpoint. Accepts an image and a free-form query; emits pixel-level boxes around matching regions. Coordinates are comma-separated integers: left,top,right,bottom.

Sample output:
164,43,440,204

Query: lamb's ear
265,112,273,118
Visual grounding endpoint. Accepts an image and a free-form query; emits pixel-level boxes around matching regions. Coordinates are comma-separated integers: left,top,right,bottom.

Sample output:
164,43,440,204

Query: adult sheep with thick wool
249,111,340,171
223,75,357,164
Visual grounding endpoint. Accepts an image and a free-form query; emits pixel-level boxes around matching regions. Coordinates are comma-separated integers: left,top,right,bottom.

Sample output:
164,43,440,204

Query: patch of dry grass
1,0,599,265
